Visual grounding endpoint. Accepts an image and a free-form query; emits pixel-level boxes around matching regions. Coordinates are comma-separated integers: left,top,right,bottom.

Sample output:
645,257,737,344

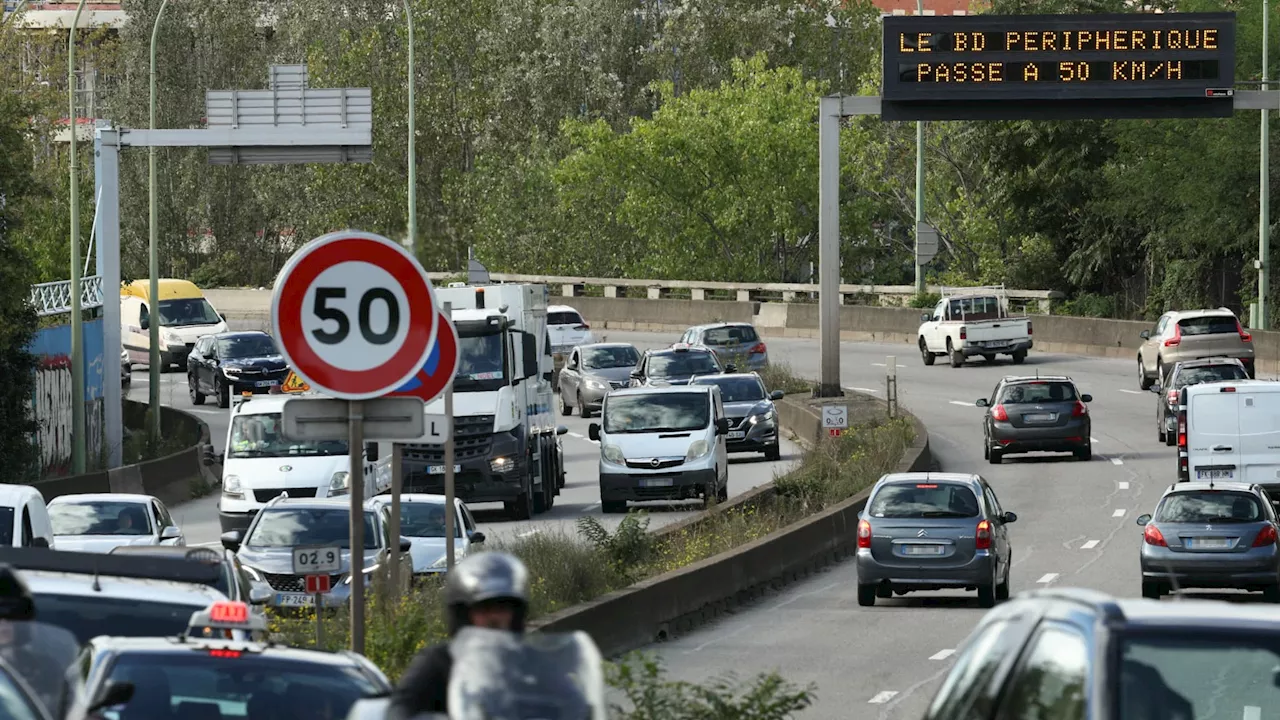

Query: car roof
1162,480,1257,494
109,545,231,561
1000,375,1074,384
573,343,635,351
1169,308,1238,319
266,497,373,511
233,395,291,414
689,322,755,331
691,373,762,383
1002,588,1280,630
90,635,380,668
608,385,715,398
212,331,269,340
1186,379,1279,393
369,493,456,506
647,346,716,356
48,493,156,505
876,472,982,487
0,485,40,503
23,569,227,606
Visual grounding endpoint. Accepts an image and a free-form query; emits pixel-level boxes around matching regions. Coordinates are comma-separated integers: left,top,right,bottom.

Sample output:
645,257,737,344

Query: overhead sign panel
881,13,1236,121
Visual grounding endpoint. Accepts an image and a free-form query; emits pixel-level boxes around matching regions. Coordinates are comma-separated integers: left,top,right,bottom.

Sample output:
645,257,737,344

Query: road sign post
292,545,340,649
823,405,849,438
442,302,457,572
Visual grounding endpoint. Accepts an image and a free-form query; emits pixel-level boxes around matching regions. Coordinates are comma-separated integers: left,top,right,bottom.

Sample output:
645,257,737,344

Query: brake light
1071,400,1088,417
857,519,871,549
959,326,967,341
1028,320,1033,336
1164,324,1182,347
208,649,242,658
1220,386,1237,392
1144,524,1167,547
1239,321,1252,343
991,404,1008,421
915,484,938,488
749,342,767,355
1177,411,1187,448
1255,525,1278,547
975,520,992,550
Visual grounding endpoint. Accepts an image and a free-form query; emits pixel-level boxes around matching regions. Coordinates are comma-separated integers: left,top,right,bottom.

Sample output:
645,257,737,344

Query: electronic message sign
881,13,1236,121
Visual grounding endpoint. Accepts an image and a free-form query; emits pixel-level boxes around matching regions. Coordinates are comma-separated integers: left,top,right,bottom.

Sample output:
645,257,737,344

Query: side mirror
87,681,134,715
975,398,989,407
725,364,737,373
715,417,731,435
248,583,272,605
1002,511,1017,524
522,332,538,379
920,313,931,323
630,370,642,379
1140,330,1150,339
399,537,412,552
31,537,49,549
365,442,378,461
221,530,243,552
770,390,785,400
556,425,568,436
1081,394,1093,403
468,531,486,544
160,525,182,540
140,317,150,331
1136,514,1152,526
588,423,601,442
220,313,228,323
1151,384,1163,394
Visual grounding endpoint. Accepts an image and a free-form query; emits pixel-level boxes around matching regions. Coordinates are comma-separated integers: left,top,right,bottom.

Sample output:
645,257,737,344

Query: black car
976,375,1093,463
921,587,1280,720
110,544,272,608
690,373,784,460
187,331,288,408
629,344,731,387
1151,357,1249,445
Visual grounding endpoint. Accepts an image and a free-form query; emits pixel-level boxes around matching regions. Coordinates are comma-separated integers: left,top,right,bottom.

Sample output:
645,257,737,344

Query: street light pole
67,0,89,474
913,0,926,296
1261,0,1272,330
147,0,172,444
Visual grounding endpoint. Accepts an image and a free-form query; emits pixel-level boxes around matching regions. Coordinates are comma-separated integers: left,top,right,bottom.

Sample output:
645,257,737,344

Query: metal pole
817,97,842,398
348,400,366,655
444,302,456,571
67,0,89,474
94,127,123,467
913,0,926,295
147,0,171,443
1262,0,1272,330
315,593,324,648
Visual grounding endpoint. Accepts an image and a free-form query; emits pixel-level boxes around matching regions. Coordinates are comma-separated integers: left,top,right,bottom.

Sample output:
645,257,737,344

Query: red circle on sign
273,233,436,399
388,309,459,404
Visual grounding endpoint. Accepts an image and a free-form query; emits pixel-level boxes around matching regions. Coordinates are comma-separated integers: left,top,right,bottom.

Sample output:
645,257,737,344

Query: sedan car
855,472,1015,608
976,375,1093,463
1137,481,1280,601
558,343,641,418
679,322,769,371
690,373,784,460
629,345,729,387
187,330,289,408
47,493,184,552
368,494,486,577
109,544,273,609
1151,357,1249,445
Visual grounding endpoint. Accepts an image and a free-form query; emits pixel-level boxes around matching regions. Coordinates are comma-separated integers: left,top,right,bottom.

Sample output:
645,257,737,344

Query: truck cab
398,284,568,520
918,288,1033,368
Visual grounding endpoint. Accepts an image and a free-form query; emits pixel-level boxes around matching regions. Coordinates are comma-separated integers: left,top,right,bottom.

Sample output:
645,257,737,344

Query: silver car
679,323,769,371
855,472,1016,608
558,343,640,418
1137,481,1280,601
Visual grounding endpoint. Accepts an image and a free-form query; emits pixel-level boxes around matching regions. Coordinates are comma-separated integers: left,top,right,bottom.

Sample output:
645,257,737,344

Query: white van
121,278,228,371
1178,380,1280,501
0,487,54,548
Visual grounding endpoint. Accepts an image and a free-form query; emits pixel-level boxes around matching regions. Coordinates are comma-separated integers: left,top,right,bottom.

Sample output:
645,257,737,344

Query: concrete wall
29,318,105,477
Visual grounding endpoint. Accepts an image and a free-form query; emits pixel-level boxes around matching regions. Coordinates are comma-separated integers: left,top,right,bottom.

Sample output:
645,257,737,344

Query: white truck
917,287,1033,368
398,283,567,520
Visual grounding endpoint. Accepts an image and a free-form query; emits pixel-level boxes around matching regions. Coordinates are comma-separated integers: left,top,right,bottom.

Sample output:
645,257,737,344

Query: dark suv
1151,357,1249,445
629,344,730,387
975,376,1093,464
921,587,1280,720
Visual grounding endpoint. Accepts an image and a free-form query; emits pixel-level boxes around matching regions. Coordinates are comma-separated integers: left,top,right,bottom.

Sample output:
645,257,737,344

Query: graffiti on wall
28,319,105,477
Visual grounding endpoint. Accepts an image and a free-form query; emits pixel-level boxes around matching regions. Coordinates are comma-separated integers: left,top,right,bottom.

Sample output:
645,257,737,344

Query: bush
608,653,816,720
909,292,941,309
756,360,813,396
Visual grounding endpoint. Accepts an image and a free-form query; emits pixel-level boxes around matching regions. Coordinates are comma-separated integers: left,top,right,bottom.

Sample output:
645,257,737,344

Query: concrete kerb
529,388,932,658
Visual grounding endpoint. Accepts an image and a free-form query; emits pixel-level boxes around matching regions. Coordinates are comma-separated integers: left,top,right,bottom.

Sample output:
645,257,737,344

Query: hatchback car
976,376,1093,463
855,472,1016,608
1137,481,1280,601
547,305,594,355
367,494,487,577
629,344,729,387
558,343,641,418
690,373,784,460
1138,308,1256,388
679,323,768,371
1150,357,1248,445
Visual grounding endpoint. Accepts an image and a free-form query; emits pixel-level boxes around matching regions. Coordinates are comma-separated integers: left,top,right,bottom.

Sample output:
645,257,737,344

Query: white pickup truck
917,291,1033,368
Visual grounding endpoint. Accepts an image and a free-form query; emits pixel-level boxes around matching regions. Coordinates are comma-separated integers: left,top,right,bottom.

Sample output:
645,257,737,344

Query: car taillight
1167,389,1178,405
857,519,872,548
1255,525,1278,547
749,342,767,355
1164,324,1182,347
1177,412,1187,448
1144,525,1167,547
1071,400,1088,417
991,404,1008,421
1239,321,1252,343
1028,320,1033,336
975,520,992,550
208,649,242,658
959,326,967,341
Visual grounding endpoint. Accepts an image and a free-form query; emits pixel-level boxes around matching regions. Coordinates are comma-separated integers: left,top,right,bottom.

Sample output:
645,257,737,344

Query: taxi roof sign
281,371,311,394
189,601,267,633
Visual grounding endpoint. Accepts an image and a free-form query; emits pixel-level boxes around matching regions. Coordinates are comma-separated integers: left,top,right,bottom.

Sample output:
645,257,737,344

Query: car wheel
1156,359,1165,385
765,444,781,462
578,392,592,419
601,500,627,514
1011,350,1027,364
717,478,729,503
989,448,1003,465
215,377,230,409
875,585,892,599
1158,424,1166,443
982,353,997,363
948,340,964,368
159,353,173,373
1074,443,1092,462
919,339,935,366
1265,584,1280,603
857,584,877,607
983,442,990,460
189,374,206,406
977,576,997,608
1138,357,1153,390
996,559,1011,601
1141,581,1163,599
560,391,573,416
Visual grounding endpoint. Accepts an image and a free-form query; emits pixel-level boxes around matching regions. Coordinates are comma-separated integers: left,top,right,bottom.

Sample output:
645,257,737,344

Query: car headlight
329,472,350,494
585,378,608,390
222,366,241,376
431,554,451,569
163,331,183,347
490,456,515,473
685,440,711,461
242,565,262,581
750,409,776,425
602,444,625,464
223,474,243,497
343,564,382,584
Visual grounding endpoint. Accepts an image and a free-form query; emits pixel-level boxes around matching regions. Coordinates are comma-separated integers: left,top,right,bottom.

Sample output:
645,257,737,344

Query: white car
368,494,485,576
47,493,185,553
547,305,595,356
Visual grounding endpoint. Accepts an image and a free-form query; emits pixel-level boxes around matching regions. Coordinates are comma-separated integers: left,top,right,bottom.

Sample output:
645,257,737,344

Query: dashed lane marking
928,649,955,661
1081,540,1100,550
1118,389,1144,395
1091,436,1099,444
1110,457,1124,466
871,362,886,367
569,432,585,439
868,692,899,704
949,401,973,407
850,387,879,393
1037,573,1059,584
584,503,600,512
517,529,540,539
1244,707,1261,720
1119,481,1130,490
1113,509,1126,517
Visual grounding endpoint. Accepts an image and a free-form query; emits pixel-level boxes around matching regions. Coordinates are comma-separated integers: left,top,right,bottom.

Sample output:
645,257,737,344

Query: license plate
255,380,277,387
1197,469,1234,480
427,465,461,475
640,478,674,488
1023,413,1055,422
275,594,314,607
904,545,945,556
1189,537,1233,549
727,431,746,440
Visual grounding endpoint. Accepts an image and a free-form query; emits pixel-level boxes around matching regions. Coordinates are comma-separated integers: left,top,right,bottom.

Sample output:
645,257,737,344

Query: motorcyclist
386,552,529,719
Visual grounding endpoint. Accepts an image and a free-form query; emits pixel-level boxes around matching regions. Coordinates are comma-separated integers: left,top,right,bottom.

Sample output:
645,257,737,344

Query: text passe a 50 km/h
880,13,1236,121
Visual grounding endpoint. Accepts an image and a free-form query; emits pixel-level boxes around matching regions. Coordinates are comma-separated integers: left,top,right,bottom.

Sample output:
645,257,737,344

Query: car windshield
998,382,1077,404
398,503,460,538
246,509,380,549
1118,633,1280,719
1178,316,1240,336
158,298,221,327
693,376,765,403
228,413,348,459
699,326,759,346
457,332,505,382
33,593,207,644
1156,491,1262,523
648,352,720,377
218,335,278,359
98,652,384,720
1174,364,1248,388
868,483,981,518
548,311,584,326
582,346,639,370
49,501,152,536
603,393,710,433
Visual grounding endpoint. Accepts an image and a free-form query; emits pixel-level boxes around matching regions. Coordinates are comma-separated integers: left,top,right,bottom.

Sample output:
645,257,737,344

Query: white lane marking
1110,457,1123,466
1037,573,1059,584
584,503,600,512
928,649,955,661
1119,481,1130,490
868,692,899,704
871,362,886,367
850,387,879,393
687,624,752,653
949,400,974,407
517,529,540,539
192,541,221,547
1244,706,1261,720
569,432,585,439
1081,540,1100,550
1113,509,1126,517
1091,436,1099,444
1118,389,1144,395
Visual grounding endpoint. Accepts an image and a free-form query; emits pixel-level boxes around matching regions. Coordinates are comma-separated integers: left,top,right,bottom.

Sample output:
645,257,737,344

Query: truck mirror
522,332,538,379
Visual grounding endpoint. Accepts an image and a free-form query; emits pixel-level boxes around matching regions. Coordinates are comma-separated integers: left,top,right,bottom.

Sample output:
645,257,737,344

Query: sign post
292,545,340,649
272,230,441,656
443,303,456,571
823,405,849,438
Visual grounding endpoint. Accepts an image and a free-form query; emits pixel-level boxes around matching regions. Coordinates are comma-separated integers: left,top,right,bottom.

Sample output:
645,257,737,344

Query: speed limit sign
271,230,439,400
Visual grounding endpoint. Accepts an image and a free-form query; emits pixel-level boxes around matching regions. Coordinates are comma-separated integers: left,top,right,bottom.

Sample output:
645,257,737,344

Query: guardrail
424,272,1065,314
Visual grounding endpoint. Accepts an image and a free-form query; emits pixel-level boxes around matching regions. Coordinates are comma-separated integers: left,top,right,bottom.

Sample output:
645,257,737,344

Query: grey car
977,375,1093,463
629,345,728,387
558,343,641,418
855,472,1016,608
690,373,784,460
1137,481,1280,601
1150,357,1248,445
679,323,769,371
